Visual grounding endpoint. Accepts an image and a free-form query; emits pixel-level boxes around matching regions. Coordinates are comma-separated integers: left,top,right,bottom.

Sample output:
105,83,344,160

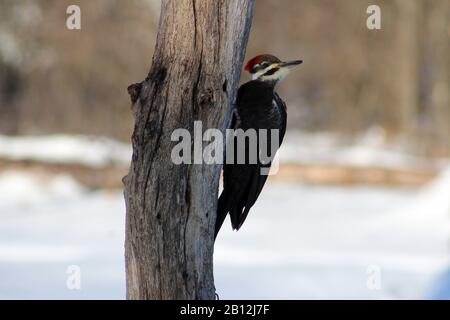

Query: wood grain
123,0,255,300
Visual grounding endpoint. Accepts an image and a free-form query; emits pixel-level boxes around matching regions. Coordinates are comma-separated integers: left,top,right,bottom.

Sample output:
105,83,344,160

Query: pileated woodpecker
215,54,303,239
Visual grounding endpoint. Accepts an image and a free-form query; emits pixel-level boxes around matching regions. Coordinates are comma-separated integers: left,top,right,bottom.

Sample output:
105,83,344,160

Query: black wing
215,83,287,239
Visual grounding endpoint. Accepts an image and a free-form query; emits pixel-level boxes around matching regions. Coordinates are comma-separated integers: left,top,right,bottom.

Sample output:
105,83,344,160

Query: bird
215,54,303,239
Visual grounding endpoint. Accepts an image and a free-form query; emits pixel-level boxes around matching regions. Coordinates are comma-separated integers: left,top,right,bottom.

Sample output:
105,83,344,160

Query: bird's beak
279,60,303,69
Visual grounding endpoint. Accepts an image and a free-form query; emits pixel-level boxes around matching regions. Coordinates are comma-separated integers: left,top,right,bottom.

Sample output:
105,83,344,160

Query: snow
0,167,449,299
0,135,131,167
0,172,125,299
0,131,445,171
0,171,86,207
214,175,450,299
279,129,447,170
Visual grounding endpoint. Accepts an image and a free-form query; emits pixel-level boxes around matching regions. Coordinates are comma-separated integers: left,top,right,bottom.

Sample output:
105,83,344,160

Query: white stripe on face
251,63,290,81
251,63,278,80
260,67,291,81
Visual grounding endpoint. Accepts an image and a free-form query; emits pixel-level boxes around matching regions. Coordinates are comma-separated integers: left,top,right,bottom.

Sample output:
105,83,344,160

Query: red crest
244,55,262,71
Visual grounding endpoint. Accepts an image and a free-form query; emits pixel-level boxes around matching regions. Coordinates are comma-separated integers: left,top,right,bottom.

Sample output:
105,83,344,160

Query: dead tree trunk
394,0,420,140
123,0,255,300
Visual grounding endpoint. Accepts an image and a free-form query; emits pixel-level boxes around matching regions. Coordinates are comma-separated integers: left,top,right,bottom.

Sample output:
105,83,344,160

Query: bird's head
244,54,303,82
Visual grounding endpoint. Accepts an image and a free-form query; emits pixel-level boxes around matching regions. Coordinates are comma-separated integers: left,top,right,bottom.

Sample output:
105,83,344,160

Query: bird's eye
261,62,269,67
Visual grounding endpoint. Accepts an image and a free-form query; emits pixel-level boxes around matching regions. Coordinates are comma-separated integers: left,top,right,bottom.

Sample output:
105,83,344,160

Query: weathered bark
123,0,255,299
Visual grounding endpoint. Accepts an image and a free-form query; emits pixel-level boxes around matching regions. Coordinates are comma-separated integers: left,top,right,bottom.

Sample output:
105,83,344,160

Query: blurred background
0,0,449,299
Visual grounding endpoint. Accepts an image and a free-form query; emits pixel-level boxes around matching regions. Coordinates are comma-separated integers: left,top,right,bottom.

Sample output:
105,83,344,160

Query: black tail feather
214,191,229,240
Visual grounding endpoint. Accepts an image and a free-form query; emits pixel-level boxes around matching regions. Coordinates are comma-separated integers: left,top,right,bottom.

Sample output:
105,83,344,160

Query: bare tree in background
426,0,450,153
123,0,255,299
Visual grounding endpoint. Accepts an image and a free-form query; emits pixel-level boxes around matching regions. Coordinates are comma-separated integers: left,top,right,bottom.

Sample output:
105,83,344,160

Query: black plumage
215,80,287,238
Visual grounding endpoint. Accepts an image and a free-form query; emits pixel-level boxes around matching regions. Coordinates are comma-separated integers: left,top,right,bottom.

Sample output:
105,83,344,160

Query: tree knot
127,82,142,104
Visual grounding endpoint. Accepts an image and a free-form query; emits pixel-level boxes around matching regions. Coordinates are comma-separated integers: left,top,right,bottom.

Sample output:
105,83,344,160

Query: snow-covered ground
0,132,446,170
0,135,130,167
0,168,449,299
215,167,450,299
279,129,448,170
0,133,448,299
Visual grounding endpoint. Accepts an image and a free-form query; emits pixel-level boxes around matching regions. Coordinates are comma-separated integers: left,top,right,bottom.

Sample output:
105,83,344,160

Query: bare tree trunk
427,0,450,153
123,0,255,300
394,0,421,140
